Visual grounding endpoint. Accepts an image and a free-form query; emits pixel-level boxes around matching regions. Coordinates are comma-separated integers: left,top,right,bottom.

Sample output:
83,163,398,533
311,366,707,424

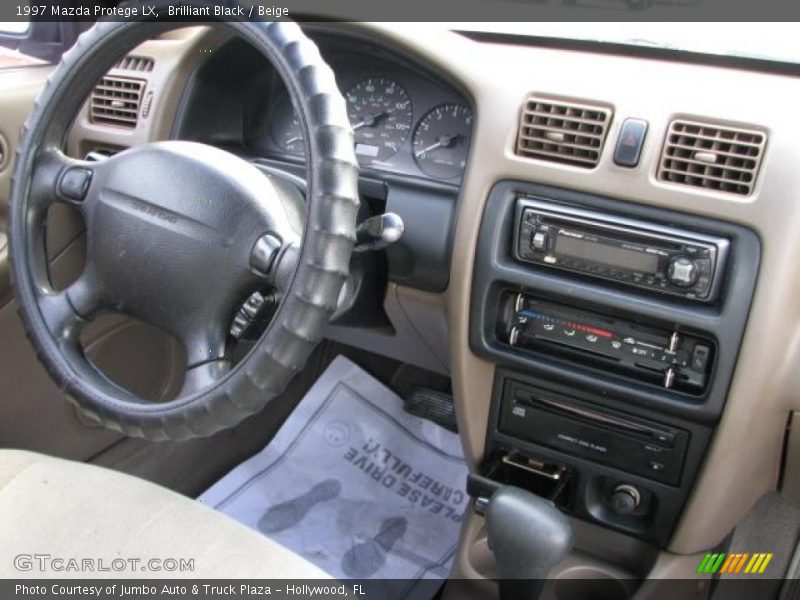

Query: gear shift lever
486,486,574,600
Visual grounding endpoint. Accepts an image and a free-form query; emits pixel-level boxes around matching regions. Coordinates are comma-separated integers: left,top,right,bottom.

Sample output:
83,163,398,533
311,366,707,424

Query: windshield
454,23,800,66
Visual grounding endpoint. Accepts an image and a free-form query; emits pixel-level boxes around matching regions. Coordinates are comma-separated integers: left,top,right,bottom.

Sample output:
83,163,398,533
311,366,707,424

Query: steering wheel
7,13,359,440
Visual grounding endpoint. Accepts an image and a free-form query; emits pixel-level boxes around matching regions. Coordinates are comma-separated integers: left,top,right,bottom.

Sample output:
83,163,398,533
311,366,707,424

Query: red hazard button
614,118,648,168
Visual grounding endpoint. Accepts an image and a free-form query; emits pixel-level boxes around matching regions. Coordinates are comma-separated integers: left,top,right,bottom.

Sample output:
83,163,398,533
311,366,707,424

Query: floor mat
199,356,469,588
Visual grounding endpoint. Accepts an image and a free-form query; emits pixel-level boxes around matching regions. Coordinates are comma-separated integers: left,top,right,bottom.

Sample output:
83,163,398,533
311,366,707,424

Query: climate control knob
667,256,699,287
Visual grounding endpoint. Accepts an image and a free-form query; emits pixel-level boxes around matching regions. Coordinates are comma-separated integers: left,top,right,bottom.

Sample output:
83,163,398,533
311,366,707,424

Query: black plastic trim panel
243,157,457,293
470,180,760,425
484,369,713,546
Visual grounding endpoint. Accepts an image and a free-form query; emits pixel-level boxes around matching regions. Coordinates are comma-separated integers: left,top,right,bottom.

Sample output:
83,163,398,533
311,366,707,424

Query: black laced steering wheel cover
8,14,359,440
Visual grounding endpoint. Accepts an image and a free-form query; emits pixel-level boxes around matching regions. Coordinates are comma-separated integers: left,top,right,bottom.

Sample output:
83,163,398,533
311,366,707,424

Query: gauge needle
285,135,302,145
414,134,459,158
352,111,389,131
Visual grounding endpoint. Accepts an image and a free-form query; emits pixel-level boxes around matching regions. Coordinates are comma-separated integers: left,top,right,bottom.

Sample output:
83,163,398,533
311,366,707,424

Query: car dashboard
62,22,800,587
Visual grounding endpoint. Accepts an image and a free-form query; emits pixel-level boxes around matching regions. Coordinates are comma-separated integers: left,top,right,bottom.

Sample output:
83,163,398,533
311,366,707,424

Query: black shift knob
486,486,574,600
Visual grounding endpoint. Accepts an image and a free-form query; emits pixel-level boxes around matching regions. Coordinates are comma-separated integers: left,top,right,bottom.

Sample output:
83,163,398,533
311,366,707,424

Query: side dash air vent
90,76,145,128
115,54,155,72
658,120,766,196
516,97,613,168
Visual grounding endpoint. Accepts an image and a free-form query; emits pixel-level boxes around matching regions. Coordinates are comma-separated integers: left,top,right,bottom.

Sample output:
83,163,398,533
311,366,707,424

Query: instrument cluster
259,38,474,184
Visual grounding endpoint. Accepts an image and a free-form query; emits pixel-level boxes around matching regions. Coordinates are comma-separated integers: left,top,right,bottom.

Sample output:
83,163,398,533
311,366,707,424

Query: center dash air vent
115,54,154,72
90,76,145,128
516,97,613,168
658,120,766,196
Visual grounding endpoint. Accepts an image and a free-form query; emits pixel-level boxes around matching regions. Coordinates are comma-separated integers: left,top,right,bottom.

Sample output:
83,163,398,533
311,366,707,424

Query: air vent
658,120,766,196
90,76,145,128
115,54,154,72
516,97,613,168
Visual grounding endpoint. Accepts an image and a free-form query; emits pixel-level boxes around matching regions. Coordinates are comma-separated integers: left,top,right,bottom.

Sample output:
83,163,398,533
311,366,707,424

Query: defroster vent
115,54,155,72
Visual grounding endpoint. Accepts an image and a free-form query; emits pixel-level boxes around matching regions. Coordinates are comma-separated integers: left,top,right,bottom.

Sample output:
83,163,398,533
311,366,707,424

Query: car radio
514,198,729,302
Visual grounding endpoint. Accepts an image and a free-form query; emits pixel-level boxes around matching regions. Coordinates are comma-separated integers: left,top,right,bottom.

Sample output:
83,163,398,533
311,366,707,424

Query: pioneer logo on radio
558,229,584,239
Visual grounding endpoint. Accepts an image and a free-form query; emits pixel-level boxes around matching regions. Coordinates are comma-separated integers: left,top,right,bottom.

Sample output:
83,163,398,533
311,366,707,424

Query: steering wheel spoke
180,359,231,398
30,149,94,214
177,320,231,397
37,276,101,347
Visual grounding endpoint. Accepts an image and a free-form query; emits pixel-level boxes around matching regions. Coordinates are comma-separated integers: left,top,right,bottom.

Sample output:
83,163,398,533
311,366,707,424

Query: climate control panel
498,293,714,394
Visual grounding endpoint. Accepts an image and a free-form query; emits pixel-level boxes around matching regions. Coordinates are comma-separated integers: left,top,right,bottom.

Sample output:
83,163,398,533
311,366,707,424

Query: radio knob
610,484,641,516
667,256,699,287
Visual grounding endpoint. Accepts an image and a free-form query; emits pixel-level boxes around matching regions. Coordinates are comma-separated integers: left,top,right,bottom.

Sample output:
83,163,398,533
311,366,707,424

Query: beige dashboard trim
354,23,800,557
0,67,54,222
58,21,800,563
67,26,222,158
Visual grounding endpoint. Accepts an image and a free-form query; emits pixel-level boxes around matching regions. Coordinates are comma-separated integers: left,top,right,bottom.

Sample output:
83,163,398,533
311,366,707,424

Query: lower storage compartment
472,369,714,546
468,450,574,509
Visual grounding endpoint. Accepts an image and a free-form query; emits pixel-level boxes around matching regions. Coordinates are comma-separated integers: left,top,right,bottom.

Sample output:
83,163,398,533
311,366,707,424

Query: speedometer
412,103,472,180
346,78,413,164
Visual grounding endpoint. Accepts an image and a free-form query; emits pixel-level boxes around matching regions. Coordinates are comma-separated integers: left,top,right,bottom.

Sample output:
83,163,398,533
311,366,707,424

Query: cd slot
515,389,677,447
500,380,689,485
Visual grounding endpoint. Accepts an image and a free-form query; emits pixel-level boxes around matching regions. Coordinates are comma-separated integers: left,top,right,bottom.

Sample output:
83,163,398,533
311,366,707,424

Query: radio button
532,231,548,250
654,431,676,447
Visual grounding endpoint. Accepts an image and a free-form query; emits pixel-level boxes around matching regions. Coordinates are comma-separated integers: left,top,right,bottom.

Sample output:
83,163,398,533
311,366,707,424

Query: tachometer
346,77,413,163
412,103,472,180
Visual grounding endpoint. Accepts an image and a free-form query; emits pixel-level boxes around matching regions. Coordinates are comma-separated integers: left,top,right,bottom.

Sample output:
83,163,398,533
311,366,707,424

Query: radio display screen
555,235,658,273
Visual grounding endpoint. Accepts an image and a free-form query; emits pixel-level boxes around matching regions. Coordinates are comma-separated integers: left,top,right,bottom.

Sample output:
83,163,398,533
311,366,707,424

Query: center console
468,181,760,546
